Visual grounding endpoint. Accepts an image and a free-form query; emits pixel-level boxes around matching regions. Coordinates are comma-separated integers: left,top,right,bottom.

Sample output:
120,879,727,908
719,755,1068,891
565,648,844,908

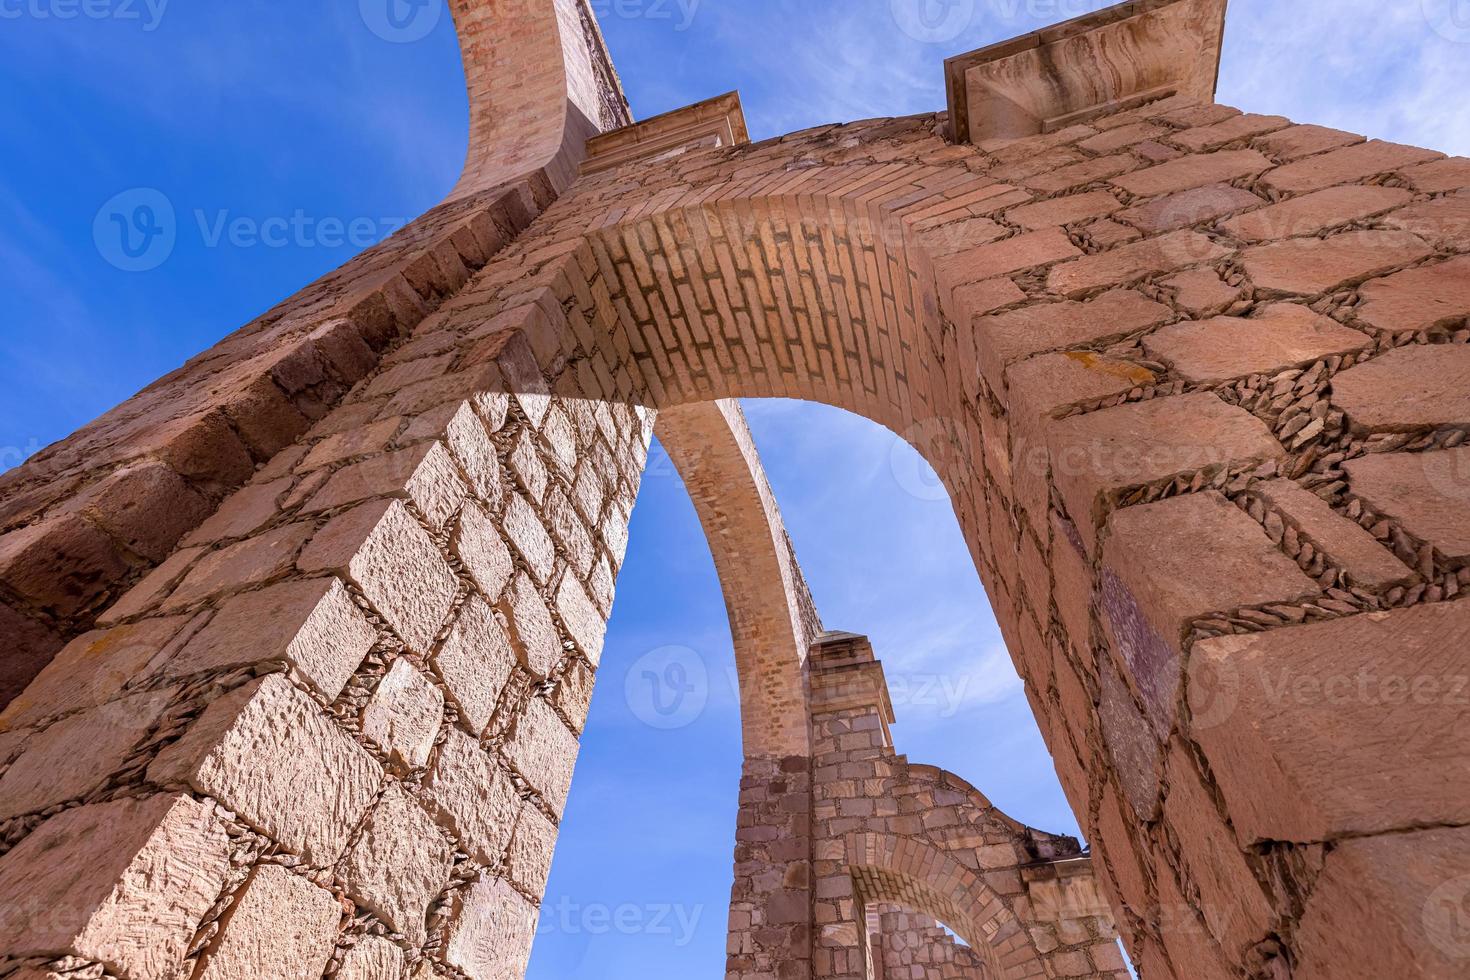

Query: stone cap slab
945,0,1228,145
580,90,749,175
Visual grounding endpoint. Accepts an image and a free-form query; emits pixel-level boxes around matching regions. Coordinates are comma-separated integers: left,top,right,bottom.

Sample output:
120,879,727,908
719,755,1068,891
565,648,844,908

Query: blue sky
2,1,1467,976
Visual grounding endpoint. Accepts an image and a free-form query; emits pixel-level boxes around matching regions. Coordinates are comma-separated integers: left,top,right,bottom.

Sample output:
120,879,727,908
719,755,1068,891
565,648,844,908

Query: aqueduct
2,0,1470,977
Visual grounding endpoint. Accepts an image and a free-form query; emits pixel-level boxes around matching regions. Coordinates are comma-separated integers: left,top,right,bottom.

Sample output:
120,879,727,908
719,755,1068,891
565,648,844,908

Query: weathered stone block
1102,491,1320,732
1252,479,1414,587
1046,393,1283,553
298,500,458,654
1005,191,1122,231
554,571,606,667
1261,139,1443,194
1332,344,1470,432
155,577,375,700
1142,303,1371,382
0,795,230,980
445,401,503,503
1111,150,1272,199
339,783,453,943
149,674,382,865
1189,602,1470,843
1220,184,1411,242
1114,183,1261,234
337,937,406,980
305,443,468,531
1046,231,1230,297
163,522,315,610
363,659,445,768
502,491,557,584
504,696,579,818
1160,268,1242,315
1344,446,1470,561
433,596,515,737
0,688,173,820
0,514,132,618
508,803,558,896
505,573,564,677
423,728,520,866
1352,254,1470,334
1240,230,1432,296
198,865,340,980
455,500,515,601
444,878,538,980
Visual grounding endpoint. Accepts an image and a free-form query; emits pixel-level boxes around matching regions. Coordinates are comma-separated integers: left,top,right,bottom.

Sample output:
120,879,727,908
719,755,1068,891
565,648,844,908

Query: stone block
502,492,556,585
1252,479,1414,587
184,476,292,546
1188,602,1470,843
1294,826,1470,980
64,462,212,561
1160,268,1242,315
934,228,1081,304
1382,193,1470,250
1022,155,1137,195
1332,344,1470,432
362,659,445,768
339,783,453,944
1353,254,1470,334
155,577,375,700
1110,150,1271,199
0,688,173,820
554,571,606,667
445,402,503,503
509,427,548,503
1141,303,1371,382
163,522,315,609
505,574,565,677
422,728,520,866
1098,657,1160,821
198,865,340,980
1240,230,1433,296
504,696,579,818
1344,446,1470,561
1102,491,1320,732
444,878,538,980
337,937,406,980
508,803,558,896
455,500,515,601
973,289,1170,394
1,615,194,730
0,795,230,980
0,514,132,618
1400,156,1470,193
551,657,596,735
149,674,382,865
1261,139,1443,195
1170,113,1288,152
952,277,1027,318
1161,743,1275,953
298,500,459,654
1118,183,1262,236
298,417,403,472
1252,123,1361,162
314,443,469,533
1046,392,1283,553
1005,191,1122,231
433,596,515,736
1046,231,1230,297
1220,185,1412,242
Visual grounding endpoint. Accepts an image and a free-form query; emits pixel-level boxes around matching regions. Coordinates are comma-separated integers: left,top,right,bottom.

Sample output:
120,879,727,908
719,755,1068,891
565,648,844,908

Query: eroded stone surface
1331,344,1470,432
362,659,445,768
338,783,454,944
1241,231,1433,296
1142,303,1371,382
150,674,382,865
1353,254,1470,333
433,596,515,736
337,936,407,980
423,728,520,866
199,865,340,980
1344,447,1470,560
444,878,537,980
0,795,229,980
504,696,579,818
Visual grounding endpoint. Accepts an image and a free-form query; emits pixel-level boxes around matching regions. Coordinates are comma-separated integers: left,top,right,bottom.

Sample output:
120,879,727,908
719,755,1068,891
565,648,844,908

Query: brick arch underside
846,835,1028,980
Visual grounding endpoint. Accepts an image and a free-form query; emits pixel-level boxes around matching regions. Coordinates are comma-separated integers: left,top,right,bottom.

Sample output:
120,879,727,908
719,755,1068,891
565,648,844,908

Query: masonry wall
1,78,1469,980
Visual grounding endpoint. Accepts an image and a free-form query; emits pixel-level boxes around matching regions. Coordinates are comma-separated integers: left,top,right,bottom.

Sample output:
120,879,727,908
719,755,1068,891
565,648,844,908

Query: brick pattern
0,26,1467,980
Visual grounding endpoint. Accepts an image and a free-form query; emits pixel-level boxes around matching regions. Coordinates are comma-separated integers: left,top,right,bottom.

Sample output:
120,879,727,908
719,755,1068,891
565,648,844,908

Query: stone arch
655,399,819,759
844,833,1031,980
